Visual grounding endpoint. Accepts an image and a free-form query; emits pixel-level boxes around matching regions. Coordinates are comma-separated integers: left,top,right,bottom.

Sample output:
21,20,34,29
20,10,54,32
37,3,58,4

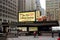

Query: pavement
7,36,59,40
0,37,7,40
0,33,59,40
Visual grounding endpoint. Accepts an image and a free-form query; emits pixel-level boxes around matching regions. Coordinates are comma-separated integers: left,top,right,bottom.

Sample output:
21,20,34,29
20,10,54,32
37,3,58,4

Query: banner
19,12,35,22
29,27,37,31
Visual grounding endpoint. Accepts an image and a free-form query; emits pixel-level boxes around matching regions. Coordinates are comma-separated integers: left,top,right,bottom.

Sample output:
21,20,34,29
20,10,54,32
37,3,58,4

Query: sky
40,0,46,10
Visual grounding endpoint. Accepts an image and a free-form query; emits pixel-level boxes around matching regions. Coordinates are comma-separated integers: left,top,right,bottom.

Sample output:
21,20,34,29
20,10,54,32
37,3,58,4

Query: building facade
18,0,25,12
25,0,36,11
46,0,60,21
0,0,18,22
18,0,40,12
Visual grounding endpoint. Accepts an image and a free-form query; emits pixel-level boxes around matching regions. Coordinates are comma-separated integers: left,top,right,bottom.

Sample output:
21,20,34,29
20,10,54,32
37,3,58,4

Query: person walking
33,31,37,38
57,32,60,40
57,36,60,40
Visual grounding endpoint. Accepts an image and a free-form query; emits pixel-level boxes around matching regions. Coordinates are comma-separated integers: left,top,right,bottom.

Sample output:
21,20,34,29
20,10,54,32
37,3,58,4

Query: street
7,36,58,40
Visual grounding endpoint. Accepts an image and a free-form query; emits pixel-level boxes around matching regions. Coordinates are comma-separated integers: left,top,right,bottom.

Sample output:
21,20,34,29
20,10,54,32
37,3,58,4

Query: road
7,36,58,40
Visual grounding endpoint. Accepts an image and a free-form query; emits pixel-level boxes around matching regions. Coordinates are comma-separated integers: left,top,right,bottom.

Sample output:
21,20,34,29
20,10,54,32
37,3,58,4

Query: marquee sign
19,12,35,22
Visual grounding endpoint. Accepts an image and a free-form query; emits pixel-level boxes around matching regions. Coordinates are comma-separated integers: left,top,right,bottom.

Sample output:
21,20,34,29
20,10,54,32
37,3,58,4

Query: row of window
0,0,16,7
11,0,16,3
3,0,16,3
0,1,17,13
8,11,17,16
7,4,16,10
0,9,8,13
0,9,17,17
3,14,7,17
0,6,16,15
0,5,2,8
0,0,2,3
0,0,17,10
0,19,17,22
0,18,16,22
46,2,59,8
0,18,17,22
0,19,2,21
3,14,17,19
6,7,16,13
7,1,16,7
0,9,2,12
8,15,17,19
3,2,16,10
0,13,2,16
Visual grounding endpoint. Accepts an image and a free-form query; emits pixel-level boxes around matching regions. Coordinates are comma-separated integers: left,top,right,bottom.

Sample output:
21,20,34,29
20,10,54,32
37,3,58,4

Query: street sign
52,26,60,31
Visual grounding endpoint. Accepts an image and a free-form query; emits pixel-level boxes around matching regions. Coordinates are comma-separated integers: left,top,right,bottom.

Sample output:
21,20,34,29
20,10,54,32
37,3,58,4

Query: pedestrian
57,36,60,40
57,32,60,40
52,32,54,38
39,31,41,36
33,31,37,38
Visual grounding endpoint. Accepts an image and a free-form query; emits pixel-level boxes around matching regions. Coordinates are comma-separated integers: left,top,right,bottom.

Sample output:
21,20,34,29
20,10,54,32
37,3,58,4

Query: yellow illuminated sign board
29,27,37,31
36,11,40,18
19,12,35,22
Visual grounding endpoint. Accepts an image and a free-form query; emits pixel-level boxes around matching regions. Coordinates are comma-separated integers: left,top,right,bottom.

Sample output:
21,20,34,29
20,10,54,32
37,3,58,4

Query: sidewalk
7,36,58,40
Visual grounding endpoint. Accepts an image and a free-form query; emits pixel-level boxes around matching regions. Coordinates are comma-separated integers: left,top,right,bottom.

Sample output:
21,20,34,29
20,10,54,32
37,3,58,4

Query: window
3,14,7,17
0,5,2,8
3,2,5,5
0,0,2,3
3,0,5,1
8,1,10,4
5,11,7,13
8,5,10,7
15,2,16,3
6,8,7,10
6,0,7,2
0,13,2,16
3,6,5,9
3,10,5,13
0,9,2,12
3,19,7,22
0,19,2,21
11,0,12,1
